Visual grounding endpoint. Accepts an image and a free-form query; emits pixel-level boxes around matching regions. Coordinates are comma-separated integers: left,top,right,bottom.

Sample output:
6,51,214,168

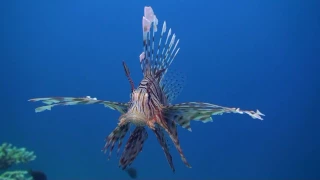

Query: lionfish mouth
120,112,147,126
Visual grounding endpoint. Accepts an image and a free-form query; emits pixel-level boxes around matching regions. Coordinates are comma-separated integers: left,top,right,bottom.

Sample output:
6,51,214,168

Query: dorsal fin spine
140,7,180,79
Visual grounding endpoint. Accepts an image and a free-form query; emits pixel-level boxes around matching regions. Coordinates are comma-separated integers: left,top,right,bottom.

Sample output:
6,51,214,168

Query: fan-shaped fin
29,96,128,114
164,102,265,131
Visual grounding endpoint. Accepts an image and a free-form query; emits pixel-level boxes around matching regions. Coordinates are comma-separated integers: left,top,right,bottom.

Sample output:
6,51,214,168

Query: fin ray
158,118,191,168
152,125,175,172
160,70,186,103
102,123,131,160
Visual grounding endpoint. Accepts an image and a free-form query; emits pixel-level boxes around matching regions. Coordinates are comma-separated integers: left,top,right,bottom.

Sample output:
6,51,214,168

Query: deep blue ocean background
1,0,319,179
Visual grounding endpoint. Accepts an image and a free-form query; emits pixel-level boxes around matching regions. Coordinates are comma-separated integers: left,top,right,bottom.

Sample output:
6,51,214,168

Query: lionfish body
29,6,265,172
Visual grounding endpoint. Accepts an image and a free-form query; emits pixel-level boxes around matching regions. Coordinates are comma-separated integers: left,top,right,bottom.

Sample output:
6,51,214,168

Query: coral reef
0,143,36,170
0,170,32,180
0,143,36,180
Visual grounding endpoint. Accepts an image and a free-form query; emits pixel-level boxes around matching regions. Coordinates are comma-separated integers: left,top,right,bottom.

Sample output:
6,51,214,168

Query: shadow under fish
28,169,47,180
125,167,138,179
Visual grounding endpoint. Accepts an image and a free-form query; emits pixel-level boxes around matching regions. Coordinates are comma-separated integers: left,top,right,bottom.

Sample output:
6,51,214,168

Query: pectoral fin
164,102,265,131
29,96,129,114
152,124,175,172
158,117,191,169
102,123,130,159
119,127,148,170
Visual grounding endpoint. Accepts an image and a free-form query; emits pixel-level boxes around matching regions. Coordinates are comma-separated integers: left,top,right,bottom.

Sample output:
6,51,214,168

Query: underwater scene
1,0,319,179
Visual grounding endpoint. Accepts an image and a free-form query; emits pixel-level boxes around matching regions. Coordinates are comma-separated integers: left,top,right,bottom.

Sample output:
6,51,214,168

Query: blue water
1,0,319,179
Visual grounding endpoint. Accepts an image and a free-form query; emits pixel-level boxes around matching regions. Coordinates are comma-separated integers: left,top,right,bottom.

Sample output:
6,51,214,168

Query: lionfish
29,6,265,172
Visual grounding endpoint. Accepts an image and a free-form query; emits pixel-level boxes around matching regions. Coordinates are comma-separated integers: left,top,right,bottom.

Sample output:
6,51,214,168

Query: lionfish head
118,89,150,126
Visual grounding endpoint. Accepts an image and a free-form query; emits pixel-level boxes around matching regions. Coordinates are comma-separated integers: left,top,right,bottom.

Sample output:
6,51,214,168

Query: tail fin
164,102,265,132
119,127,148,170
140,6,180,79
